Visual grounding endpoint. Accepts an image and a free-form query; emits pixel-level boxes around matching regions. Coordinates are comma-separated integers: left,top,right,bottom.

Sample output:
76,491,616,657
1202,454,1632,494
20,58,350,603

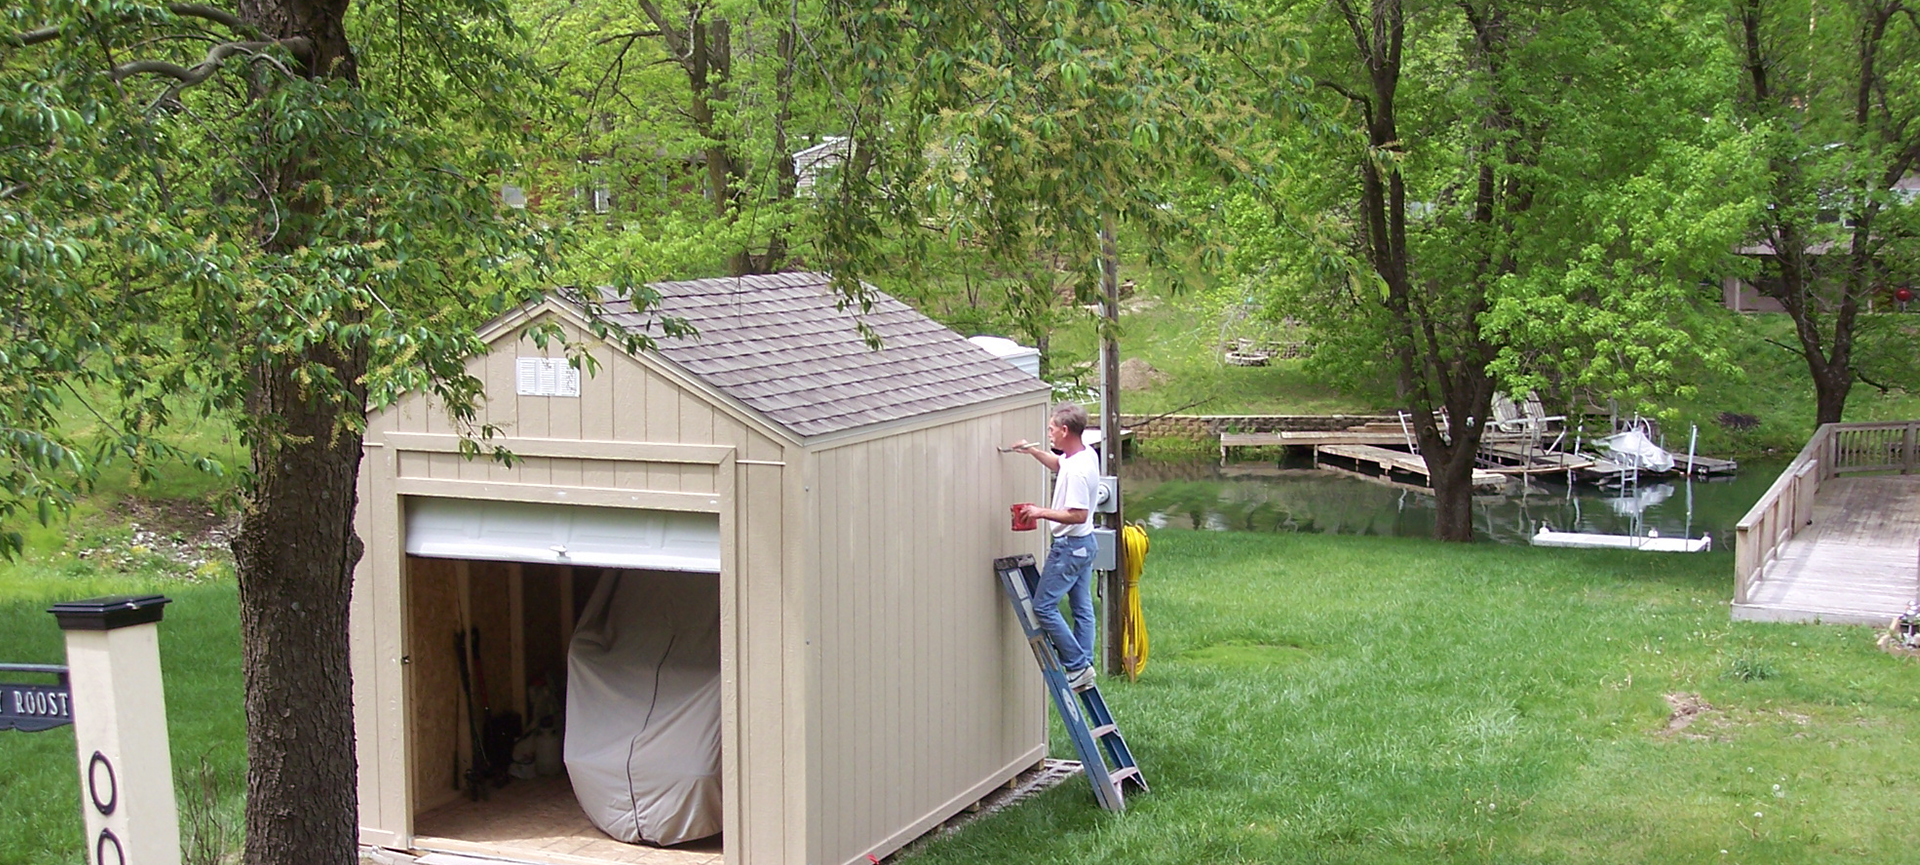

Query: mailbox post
50,595,180,865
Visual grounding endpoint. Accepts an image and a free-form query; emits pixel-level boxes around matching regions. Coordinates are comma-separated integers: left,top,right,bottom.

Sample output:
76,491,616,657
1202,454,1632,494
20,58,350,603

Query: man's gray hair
1051,403,1089,436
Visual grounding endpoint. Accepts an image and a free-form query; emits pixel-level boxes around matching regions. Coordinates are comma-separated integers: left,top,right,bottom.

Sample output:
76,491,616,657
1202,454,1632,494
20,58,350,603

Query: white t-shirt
1049,447,1100,537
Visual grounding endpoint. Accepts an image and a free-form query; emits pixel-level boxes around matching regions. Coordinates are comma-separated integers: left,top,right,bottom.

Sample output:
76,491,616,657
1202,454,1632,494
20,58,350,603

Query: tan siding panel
785,447,815,865
579,351,615,440
613,461,649,493
682,391,716,446
350,460,386,837
748,431,783,463
809,403,1049,865
644,360,681,442
742,463,785,863
578,458,617,489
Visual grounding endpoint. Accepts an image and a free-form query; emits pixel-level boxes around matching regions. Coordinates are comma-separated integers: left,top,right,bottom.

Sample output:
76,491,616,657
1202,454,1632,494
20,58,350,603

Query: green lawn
4,382,1917,865
906,530,1918,865
4,524,1914,864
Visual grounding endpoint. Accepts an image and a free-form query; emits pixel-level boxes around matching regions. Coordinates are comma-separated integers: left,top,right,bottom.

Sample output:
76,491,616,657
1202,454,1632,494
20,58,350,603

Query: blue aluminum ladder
993,554,1147,811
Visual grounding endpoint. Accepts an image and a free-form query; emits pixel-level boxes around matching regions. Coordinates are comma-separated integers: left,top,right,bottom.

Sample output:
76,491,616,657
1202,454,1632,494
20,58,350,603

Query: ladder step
1108,767,1142,787
1088,723,1117,738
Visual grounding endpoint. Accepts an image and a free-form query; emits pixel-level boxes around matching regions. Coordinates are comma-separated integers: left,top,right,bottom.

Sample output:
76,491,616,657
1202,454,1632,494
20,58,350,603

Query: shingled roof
582,272,1049,438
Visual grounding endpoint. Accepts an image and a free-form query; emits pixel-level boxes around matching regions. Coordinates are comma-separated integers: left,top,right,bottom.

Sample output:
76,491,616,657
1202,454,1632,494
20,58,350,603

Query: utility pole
1098,223,1126,676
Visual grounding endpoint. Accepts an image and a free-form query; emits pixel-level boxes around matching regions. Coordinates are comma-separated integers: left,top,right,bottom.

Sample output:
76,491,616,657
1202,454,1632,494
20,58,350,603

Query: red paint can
1010,503,1038,532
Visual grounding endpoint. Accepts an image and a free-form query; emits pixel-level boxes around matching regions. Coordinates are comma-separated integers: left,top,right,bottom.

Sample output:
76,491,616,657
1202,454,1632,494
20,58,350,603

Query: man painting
1009,404,1102,690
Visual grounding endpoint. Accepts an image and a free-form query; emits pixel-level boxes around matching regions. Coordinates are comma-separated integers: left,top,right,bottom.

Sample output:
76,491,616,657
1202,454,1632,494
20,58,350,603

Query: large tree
3,1,561,862
515,0,831,279
1732,0,1920,427
1233,0,1752,540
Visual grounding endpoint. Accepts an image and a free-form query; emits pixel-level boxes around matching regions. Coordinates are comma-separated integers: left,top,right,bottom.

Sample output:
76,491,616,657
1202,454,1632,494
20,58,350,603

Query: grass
1046,289,1384,417
905,530,1920,865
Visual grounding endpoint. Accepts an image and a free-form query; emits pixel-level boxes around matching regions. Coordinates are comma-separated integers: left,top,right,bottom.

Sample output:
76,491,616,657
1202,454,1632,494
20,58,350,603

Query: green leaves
817,0,1282,308
0,0,565,551
1223,0,1755,419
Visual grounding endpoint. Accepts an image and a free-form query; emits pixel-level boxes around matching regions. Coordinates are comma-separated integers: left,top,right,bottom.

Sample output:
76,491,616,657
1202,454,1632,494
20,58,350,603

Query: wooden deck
1732,474,1920,624
410,775,722,865
1734,421,1920,625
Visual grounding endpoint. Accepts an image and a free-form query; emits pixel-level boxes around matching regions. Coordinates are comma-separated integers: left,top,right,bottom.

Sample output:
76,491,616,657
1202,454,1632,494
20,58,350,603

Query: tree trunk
1812,365,1852,427
231,352,366,865
231,2,364,863
755,21,799,274
1430,455,1477,541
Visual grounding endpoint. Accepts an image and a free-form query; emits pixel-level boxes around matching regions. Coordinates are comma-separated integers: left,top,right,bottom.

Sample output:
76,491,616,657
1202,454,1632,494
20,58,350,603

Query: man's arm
1008,440,1061,471
1022,505,1089,526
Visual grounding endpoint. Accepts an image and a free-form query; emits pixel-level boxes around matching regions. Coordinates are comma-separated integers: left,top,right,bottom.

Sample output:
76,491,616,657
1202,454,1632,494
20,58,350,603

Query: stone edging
1116,413,1400,442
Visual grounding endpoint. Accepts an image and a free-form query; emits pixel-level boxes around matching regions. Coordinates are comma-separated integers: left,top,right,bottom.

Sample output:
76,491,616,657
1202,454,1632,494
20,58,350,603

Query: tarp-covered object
566,569,723,846
1599,429,1675,473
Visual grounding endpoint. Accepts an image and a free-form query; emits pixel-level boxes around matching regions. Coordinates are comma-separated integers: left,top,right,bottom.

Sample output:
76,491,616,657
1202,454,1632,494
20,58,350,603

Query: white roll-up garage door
404,497,720,573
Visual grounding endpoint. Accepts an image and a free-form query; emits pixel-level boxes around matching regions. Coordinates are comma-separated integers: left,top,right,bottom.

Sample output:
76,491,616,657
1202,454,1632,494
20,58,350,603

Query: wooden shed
349,272,1053,865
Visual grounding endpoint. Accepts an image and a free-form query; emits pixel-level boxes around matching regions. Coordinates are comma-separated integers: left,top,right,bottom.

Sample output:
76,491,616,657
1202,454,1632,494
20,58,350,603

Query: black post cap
48,596,171,631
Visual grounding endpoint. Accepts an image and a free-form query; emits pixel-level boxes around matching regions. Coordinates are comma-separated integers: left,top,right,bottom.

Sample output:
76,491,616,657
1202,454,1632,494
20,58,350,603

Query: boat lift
1530,424,1712,553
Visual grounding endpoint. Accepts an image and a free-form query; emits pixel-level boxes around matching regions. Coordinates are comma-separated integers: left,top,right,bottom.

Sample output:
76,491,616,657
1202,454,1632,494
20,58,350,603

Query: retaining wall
1117,413,1401,442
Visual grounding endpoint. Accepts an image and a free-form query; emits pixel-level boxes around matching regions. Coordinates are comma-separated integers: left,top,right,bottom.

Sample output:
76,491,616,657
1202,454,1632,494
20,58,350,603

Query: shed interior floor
413,774,723,865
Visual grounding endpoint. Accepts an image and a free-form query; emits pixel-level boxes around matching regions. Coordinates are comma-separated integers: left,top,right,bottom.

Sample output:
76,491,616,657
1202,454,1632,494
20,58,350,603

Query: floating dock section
1530,527,1711,553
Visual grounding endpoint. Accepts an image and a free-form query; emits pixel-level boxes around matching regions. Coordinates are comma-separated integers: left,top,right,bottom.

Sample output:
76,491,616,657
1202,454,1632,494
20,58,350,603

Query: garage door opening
401,498,724,865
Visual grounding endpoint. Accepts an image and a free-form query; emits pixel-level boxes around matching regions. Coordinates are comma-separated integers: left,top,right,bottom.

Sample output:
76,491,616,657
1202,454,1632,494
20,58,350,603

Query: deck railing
1734,420,1920,605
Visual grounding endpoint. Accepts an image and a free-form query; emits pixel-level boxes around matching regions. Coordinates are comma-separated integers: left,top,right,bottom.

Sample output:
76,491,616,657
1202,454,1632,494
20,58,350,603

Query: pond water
1126,454,1788,547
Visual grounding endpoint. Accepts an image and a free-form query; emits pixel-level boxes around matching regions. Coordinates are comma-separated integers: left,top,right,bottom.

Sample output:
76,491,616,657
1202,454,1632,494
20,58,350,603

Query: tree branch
1854,369,1898,394
1760,335,1803,356
594,30,664,45
1314,78,1370,108
14,27,60,46
10,3,253,47
1330,0,1372,60
167,3,250,36
110,38,307,85
633,0,690,65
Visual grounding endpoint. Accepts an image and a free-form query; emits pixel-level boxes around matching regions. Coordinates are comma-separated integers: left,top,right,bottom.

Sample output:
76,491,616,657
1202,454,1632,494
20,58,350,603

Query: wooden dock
1315,444,1507,490
1733,421,1920,625
1477,442,1593,475
1676,453,1739,476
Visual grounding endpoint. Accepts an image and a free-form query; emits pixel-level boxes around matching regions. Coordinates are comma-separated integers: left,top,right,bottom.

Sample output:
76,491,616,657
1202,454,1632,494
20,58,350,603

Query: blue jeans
1035,533,1098,671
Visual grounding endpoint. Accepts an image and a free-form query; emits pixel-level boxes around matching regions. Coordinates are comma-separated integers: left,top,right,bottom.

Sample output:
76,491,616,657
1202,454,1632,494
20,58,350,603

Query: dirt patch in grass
1660,692,1717,738
67,496,237,581
111,496,232,543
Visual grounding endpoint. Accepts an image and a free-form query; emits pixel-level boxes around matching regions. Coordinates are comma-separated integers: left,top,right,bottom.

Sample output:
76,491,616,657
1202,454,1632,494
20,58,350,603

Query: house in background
1723,174,1920,314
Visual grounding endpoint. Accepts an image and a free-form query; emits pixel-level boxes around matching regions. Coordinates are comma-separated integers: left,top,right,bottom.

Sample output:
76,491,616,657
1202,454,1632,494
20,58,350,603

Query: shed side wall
808,402,1049,865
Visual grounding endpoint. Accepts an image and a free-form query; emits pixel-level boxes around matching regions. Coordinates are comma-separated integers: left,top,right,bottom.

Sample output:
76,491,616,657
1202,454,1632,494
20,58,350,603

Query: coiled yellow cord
1120,522,1150,679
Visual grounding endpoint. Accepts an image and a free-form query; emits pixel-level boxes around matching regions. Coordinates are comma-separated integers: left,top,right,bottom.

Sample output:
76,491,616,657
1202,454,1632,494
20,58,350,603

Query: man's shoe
1065,666,1097,691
